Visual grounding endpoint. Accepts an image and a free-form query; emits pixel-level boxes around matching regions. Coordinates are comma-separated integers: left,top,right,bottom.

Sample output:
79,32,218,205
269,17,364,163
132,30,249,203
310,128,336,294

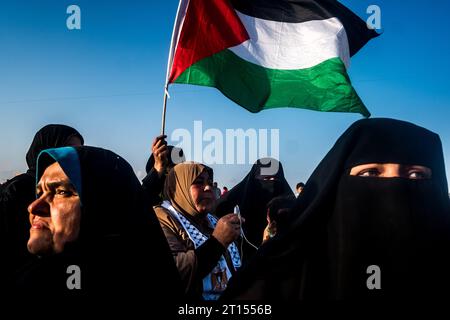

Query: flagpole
161,0,188,135
161,87,169,135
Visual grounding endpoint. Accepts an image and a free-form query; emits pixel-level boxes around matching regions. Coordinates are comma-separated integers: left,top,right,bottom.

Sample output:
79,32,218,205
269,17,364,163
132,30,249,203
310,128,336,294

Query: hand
212,213,241,248
262,221,277,244
152,135,168,175
262,211,277,243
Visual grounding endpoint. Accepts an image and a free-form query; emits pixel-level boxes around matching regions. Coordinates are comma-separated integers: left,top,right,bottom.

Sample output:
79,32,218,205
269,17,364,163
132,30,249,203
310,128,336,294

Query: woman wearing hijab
221,118,450,300
214,158,294,263
154,162,242,300
14,146,182,305
0,124,83,291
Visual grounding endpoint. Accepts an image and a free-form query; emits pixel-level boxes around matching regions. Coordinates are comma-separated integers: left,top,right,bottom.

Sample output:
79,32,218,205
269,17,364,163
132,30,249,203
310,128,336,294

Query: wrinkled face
350,163,432,179
27,162,81,256
190,171,215,214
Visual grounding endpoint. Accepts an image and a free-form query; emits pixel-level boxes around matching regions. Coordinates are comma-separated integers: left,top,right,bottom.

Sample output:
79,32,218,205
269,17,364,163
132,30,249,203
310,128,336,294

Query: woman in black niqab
214,158,294,262
221,118,450,300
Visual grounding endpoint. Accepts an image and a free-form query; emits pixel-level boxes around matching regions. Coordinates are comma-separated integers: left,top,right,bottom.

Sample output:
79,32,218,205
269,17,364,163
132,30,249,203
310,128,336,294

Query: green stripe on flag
174,49,369,117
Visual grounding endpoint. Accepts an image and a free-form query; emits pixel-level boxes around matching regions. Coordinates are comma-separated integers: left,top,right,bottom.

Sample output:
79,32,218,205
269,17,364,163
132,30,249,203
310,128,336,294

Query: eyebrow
36,181,77,193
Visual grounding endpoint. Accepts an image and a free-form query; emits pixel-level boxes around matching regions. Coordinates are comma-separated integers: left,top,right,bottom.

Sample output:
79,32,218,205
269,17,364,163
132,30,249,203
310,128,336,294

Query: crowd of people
1,118,450,306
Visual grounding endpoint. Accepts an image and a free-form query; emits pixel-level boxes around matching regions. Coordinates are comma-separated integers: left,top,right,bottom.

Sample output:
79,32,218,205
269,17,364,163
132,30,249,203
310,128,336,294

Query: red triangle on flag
169,0,249,83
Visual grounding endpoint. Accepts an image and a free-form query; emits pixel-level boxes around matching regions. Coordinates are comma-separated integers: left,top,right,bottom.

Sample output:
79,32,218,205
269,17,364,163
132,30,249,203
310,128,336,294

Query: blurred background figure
212,182,221,199
221,187,228,196
295,182,305,197
214,158,294,263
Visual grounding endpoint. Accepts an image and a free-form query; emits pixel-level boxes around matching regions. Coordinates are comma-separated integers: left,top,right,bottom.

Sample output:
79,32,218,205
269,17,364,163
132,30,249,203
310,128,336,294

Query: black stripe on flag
230,0,379,56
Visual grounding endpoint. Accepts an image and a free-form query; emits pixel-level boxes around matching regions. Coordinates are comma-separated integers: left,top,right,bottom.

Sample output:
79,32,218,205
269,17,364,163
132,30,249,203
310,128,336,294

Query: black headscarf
221,118,450,300
214,158,294,260
25,124,84,175
16,146,182,302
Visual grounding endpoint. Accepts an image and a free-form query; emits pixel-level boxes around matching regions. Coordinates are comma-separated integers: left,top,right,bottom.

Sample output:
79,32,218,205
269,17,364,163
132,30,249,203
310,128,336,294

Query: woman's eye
56,189,72,196
408,171,426,179
358,169,380,177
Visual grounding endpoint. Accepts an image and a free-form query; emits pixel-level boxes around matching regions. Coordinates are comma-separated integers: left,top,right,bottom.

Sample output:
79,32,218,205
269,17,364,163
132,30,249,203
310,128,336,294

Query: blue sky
1,0,449,191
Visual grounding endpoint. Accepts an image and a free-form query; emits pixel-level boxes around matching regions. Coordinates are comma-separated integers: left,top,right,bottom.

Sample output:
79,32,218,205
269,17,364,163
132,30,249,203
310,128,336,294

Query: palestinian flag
166,0,378,117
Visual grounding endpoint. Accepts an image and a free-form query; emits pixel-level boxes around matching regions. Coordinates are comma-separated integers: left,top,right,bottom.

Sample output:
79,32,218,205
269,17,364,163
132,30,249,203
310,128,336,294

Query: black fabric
0,173,35,291
15,146,183,304
221,118,450,300
196,237,227,279
326,176,450,299
214,158,294,261
142,167,165,206
230,0,379,56
0,124,84,292
25,124,84,174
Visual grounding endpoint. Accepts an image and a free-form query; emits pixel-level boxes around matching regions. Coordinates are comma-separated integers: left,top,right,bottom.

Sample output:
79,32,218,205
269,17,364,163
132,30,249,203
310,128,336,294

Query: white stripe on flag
229,12,350,70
